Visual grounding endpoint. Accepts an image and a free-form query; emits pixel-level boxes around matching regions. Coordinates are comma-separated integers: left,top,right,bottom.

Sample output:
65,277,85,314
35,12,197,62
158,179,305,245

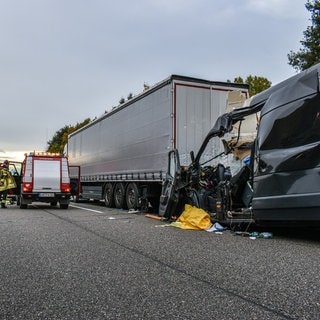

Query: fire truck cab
20,152,71,209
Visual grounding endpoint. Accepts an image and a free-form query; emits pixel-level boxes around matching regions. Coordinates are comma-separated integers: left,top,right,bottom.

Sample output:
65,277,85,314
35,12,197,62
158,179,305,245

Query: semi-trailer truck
67,75,249,212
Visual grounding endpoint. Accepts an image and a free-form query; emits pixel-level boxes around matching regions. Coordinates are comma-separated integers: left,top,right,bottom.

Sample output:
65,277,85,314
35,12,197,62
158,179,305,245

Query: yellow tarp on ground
171,204,212,230
0,169,16,192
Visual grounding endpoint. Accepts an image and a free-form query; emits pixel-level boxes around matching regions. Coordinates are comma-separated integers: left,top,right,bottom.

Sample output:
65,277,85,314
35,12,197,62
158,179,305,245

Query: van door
8,161,23,199
69,165,80,201
159,150,181,219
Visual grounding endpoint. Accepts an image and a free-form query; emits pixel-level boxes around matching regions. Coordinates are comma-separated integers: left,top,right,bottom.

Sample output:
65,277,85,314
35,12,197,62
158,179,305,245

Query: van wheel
126,183,139,210
104,183,114,207
114,183,126,209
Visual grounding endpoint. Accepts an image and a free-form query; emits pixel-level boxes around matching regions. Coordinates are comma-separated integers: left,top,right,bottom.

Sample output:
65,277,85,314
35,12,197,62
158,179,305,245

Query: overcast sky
0,0,310,160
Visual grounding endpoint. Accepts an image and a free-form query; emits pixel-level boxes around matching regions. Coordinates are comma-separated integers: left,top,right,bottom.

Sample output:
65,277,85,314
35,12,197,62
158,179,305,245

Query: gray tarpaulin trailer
67,75,249,212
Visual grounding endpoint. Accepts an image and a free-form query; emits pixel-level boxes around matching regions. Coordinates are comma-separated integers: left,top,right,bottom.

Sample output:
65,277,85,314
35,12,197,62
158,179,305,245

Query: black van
159,64,320,227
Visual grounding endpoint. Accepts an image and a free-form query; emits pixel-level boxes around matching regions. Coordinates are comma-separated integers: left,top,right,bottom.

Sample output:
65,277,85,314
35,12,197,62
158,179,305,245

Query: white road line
69,204,103,214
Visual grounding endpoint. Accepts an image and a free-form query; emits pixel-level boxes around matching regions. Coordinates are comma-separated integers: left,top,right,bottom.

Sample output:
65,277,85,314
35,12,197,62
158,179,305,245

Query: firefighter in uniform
0,160,10,208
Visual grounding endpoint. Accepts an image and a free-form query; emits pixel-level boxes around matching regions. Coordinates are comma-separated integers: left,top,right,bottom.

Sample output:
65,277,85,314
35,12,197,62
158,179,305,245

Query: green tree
47,118,91,153
234,75,272,96
288,0,320,71
143,83,150,91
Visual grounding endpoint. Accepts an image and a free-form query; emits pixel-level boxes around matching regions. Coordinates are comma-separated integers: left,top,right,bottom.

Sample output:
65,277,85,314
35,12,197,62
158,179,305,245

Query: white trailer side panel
68,83,172,178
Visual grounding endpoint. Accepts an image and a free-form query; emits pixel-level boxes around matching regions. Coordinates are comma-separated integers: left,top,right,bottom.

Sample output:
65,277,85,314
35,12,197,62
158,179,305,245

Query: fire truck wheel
19,196,27,209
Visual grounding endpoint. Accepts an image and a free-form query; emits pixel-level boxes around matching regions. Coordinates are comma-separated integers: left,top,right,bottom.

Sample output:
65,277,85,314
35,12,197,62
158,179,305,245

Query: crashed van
159,63,320,227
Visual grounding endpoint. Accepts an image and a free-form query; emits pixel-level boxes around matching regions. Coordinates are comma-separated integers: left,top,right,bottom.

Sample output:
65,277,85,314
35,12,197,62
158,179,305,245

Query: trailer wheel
126,183,139,210
114,183,126,209
104,183,114,207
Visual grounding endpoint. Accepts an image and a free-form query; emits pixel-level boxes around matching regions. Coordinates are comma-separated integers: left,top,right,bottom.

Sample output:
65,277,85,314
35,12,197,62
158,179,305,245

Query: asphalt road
0,201,319,320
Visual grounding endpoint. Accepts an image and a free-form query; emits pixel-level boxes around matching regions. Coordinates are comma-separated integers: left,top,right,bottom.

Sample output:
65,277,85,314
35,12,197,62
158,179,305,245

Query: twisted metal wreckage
159,64,320,228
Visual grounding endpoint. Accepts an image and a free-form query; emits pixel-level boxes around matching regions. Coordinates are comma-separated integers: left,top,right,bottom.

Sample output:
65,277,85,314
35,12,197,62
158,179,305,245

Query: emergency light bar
25,152,62,157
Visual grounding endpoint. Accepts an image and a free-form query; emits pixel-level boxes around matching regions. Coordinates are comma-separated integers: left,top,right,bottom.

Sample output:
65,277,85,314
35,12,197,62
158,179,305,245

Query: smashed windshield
197,136,247,176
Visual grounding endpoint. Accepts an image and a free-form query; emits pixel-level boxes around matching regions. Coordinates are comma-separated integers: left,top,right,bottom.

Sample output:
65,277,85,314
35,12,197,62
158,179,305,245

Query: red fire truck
19,152,71,209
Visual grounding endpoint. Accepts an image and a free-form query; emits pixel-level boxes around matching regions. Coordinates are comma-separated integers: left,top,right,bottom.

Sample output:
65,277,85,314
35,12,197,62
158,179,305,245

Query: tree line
47,118,91,153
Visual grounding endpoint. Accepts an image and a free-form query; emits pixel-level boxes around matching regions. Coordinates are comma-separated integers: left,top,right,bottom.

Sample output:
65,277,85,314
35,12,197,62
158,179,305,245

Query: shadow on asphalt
268,227,320,243
71,199,320,242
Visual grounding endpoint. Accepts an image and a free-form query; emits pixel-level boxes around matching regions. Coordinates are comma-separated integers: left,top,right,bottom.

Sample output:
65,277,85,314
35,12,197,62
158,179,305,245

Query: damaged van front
251,65,320,225
159,64,320,227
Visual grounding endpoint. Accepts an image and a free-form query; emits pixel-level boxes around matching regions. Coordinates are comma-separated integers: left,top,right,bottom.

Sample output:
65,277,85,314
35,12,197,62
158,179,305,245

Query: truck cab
20,152,71,209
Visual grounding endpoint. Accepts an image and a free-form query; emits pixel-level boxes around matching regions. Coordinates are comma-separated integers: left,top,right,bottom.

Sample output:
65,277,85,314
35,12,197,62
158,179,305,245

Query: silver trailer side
67,75,248,211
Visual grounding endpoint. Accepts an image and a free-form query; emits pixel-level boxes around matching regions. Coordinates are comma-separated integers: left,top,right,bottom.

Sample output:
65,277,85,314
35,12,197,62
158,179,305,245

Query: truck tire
114,183,126,209
126,183,139,210
60,204,69,209
104,183,114,208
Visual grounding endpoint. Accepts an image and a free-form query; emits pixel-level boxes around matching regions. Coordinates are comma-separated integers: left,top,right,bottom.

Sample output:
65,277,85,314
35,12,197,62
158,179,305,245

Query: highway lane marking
69,204,103,214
